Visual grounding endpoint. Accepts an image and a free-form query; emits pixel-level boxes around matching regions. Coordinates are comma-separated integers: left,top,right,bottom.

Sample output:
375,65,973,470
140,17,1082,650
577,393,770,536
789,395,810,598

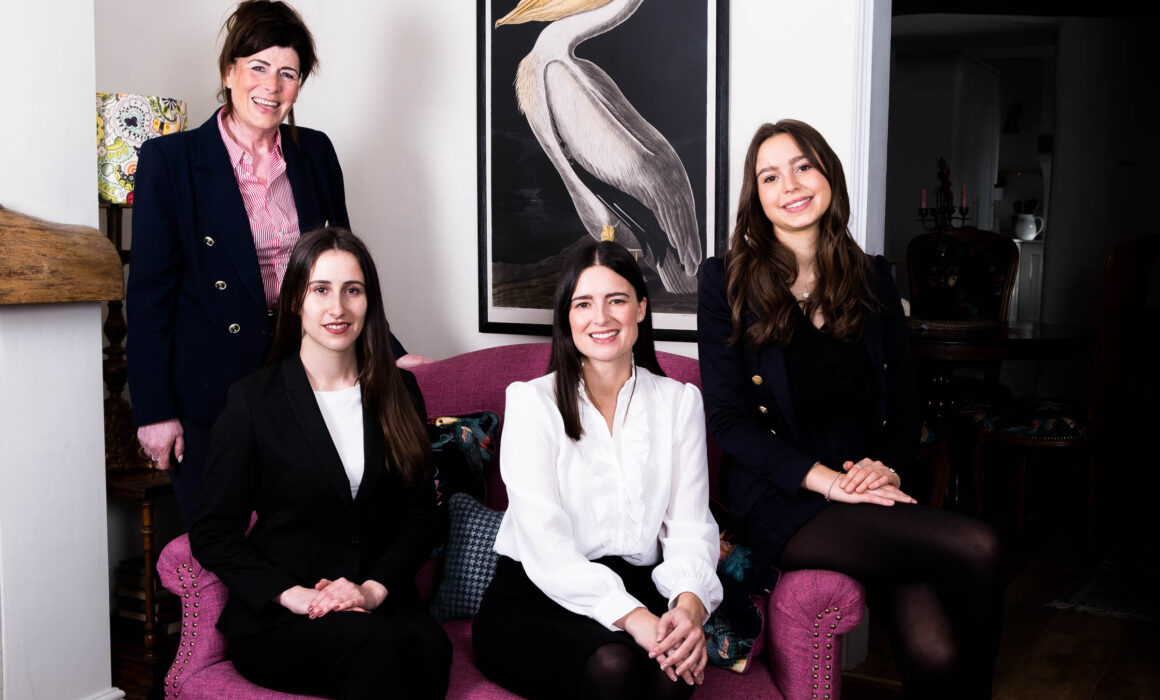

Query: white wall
95,0,890,362
1042,18,1154,330
0,1,121,697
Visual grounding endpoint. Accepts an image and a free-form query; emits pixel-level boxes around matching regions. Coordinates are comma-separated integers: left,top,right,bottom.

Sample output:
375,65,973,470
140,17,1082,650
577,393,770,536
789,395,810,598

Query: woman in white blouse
472,241,723,699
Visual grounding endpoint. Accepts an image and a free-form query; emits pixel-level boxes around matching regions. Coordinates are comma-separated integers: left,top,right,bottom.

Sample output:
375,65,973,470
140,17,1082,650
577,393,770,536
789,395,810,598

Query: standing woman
473,241,723,699
697,120,1002,699
127,0,413,523
190,228,450,699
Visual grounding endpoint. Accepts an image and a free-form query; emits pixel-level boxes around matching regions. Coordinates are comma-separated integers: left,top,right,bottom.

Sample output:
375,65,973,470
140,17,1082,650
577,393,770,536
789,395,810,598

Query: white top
493,366,723,630
314,384,364,499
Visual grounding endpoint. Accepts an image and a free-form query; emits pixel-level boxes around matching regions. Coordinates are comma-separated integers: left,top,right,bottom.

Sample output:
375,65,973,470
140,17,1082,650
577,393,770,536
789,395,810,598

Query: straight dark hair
217,0,318,138
268,227,430,486
547,240,665,441
726,119,874,348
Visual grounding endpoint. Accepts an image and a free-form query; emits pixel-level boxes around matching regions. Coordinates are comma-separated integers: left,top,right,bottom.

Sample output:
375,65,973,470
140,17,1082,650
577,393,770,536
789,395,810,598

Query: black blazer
697,255,921,519
189,356,440,639
126,109,353,427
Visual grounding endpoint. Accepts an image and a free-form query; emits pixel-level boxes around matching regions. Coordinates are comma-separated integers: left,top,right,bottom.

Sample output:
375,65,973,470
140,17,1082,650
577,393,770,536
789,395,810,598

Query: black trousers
229,606,451,700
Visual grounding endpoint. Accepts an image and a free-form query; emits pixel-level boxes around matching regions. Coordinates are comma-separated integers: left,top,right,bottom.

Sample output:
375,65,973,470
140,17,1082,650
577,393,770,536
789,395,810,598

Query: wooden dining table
908,319,1095,363
907,318,1095,508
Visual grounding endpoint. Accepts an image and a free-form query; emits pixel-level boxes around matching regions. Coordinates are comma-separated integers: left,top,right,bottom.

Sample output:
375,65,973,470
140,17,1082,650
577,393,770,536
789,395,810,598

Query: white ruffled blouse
492,366,723,630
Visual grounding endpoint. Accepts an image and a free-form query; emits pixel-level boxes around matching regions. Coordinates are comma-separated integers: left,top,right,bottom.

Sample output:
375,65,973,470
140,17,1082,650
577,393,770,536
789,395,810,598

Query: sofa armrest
765,569,865,700
157,533,231,697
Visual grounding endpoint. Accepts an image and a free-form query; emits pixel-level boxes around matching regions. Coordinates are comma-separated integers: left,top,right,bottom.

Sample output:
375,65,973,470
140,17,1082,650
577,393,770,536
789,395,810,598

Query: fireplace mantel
0,203,122,304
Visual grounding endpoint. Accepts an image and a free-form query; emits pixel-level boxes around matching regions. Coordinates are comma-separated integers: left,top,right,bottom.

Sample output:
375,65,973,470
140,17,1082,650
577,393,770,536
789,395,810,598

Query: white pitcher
1013,214,1045,241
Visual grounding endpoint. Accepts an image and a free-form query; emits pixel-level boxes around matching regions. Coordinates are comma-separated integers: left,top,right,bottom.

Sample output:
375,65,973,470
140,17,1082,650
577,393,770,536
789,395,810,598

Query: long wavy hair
547,240,665,440
726,120,874,348
217,0,318,138
268,227,430,486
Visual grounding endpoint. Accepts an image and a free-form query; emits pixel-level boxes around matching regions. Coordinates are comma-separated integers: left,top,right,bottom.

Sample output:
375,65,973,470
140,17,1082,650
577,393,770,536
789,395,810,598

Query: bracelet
824,472,843,501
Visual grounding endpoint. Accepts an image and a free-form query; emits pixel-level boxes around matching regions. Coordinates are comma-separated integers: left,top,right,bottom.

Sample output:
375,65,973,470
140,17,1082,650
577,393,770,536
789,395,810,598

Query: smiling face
568,264,646,371
224,45,301,141
755,133,833,243
299,250,367,361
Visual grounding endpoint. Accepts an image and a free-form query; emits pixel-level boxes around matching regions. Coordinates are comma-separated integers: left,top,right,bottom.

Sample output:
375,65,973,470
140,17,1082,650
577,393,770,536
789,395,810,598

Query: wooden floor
842,513,1160,700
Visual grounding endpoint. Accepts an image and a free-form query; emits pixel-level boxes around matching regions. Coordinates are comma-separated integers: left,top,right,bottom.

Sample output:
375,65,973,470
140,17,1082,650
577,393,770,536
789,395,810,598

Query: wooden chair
973,234,1160,536
907,227,1019,323
906,227,1019,507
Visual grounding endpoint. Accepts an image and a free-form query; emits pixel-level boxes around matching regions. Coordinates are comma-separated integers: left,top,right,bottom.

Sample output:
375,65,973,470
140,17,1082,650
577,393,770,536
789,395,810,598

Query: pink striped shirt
217,110,301,308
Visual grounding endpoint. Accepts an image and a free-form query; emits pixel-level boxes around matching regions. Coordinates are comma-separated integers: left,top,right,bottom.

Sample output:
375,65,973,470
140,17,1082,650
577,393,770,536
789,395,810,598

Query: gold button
758,405,769,414
215,281,227,290
882,419,888,427
228,323,240,334
883,363,888,370
267,309,275,317
751,375,763,386
203,236,215,247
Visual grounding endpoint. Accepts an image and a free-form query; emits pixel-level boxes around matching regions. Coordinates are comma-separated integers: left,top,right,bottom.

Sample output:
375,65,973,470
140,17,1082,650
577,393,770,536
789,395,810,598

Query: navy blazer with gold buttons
126,108,351,428
697,255,921,519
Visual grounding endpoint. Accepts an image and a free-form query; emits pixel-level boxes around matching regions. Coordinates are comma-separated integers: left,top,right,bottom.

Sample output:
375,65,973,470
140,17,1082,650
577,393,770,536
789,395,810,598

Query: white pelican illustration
496,0,702,294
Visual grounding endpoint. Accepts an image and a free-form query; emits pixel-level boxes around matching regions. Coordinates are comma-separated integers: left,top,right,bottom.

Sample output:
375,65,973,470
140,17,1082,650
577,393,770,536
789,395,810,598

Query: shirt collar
217,108,283,168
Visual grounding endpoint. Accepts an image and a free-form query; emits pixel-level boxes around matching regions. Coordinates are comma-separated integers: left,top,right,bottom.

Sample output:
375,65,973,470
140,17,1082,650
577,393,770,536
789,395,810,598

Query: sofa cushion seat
441,618,785,700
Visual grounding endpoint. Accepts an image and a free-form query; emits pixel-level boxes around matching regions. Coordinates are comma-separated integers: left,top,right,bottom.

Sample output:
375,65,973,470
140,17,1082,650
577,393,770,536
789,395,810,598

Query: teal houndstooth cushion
429,492,503,621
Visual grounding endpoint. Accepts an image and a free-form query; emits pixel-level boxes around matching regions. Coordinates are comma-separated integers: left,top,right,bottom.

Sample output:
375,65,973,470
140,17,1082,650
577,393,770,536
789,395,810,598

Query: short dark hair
217,0,317,127
547,240,665,440
269,227,430,485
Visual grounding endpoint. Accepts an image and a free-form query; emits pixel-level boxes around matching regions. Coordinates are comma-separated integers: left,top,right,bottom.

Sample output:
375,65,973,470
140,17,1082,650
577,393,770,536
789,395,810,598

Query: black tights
756,501,1003,700
579,642,693,700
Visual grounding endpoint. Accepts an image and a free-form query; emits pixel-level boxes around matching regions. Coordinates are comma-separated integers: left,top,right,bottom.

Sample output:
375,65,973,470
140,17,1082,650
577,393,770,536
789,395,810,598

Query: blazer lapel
860,306,890,422
282,357,357,515
191,109,267,310
281,125,322,230
760,343,800,437
354,405,386,508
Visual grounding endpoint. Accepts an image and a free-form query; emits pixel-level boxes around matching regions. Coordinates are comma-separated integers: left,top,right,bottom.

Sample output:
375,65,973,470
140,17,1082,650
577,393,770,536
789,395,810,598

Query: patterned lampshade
96,93,187,204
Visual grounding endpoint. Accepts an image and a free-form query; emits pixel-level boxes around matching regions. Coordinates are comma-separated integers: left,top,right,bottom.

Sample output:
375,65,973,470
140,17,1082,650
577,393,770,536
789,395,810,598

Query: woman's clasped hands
837,458,916,505
619,593,709,686
278,578,389,618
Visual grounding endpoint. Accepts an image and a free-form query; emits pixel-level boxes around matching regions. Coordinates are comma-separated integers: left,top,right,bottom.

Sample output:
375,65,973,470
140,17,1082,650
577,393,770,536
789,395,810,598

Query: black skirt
471,555,672,699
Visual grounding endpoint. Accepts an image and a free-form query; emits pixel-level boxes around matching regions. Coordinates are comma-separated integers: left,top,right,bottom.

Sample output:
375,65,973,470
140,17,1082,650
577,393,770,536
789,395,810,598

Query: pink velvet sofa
157,343,865,699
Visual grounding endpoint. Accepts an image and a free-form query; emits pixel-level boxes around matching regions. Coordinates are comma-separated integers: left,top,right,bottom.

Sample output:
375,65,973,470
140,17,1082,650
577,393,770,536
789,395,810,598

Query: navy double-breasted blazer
126,109,350,427
189,356,441,639
697,255,922,520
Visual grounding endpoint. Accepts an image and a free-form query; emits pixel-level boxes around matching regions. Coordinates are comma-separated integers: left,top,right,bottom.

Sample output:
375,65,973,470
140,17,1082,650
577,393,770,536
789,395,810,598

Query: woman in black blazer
190,227,450,698
126,0,414,523
697,120,1002,699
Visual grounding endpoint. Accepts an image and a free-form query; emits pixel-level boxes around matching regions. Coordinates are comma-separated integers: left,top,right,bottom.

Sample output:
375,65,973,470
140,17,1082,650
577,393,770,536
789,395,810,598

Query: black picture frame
477,0,730,341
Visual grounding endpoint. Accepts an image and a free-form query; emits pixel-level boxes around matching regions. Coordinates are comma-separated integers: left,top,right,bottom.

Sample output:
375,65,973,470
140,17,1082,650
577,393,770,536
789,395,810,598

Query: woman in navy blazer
190,227,450,698
125,0,408,523
697,120,1002,699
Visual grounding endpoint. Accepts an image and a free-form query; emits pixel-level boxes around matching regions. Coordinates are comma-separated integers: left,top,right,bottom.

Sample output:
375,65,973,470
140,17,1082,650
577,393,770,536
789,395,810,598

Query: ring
852,462,862,469
873,488,880,495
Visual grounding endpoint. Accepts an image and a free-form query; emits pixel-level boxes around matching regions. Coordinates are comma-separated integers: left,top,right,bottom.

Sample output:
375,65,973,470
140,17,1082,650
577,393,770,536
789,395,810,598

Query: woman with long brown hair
697,120,1002,699
190,227,450,698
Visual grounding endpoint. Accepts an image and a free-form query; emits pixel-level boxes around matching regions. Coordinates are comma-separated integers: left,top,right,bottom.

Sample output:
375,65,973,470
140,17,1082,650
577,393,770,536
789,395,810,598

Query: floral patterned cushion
427,411,499,507
703,509,779,674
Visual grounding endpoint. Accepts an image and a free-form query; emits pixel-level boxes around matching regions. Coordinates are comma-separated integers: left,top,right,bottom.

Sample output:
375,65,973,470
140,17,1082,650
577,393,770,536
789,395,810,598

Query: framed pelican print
478,0,729,340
